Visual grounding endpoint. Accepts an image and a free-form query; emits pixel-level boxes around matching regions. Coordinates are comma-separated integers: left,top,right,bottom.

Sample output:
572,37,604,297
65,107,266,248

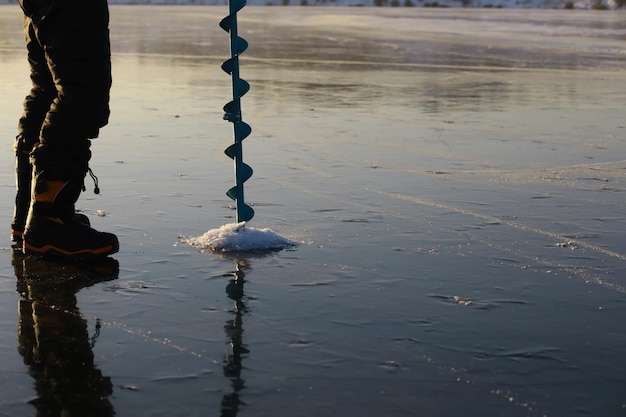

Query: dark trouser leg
36,0,112,145
12,14,57,242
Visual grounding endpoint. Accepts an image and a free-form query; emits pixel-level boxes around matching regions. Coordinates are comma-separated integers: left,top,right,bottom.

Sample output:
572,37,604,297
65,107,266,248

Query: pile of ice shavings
184,222,295,252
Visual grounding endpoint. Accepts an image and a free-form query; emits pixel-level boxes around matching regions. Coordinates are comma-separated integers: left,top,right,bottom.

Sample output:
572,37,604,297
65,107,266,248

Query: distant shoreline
0,0,625,9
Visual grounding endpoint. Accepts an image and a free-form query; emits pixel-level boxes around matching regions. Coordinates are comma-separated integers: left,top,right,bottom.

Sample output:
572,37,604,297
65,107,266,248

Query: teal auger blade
221,0,254,224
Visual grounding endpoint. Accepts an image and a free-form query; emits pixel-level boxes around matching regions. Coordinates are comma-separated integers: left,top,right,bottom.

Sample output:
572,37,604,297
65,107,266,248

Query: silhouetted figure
13,0,118,258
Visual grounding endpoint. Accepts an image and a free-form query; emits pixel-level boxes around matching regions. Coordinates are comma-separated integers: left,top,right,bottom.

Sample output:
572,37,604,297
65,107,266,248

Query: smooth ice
0,6,625,417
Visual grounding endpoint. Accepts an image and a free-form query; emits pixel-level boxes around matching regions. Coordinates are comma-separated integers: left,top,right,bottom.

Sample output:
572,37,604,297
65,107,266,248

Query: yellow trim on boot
36,180,68,204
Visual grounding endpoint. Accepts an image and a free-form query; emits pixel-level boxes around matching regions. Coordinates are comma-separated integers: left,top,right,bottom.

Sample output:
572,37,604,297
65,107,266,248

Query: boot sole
23,241,119,259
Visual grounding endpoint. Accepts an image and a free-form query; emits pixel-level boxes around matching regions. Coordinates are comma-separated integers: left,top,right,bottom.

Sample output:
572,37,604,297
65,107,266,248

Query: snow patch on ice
183,222,296,252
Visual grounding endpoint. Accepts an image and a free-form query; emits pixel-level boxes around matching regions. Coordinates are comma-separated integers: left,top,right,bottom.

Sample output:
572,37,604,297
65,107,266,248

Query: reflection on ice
221,260,248,417
13,253,119,417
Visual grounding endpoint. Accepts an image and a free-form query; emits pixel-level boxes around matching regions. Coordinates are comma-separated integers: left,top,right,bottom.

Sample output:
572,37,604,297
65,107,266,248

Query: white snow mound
183,222,296,252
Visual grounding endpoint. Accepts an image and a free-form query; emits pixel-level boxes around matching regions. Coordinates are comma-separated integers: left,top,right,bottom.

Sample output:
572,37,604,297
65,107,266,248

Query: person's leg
23,0,118,258
37,0,112,145
11,15,56,243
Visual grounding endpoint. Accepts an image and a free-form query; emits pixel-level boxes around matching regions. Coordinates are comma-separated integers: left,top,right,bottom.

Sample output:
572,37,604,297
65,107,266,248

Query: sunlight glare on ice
183,222,296,252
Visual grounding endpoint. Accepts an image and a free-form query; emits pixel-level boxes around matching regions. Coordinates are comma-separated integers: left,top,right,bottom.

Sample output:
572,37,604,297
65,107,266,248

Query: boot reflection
13,251,118,417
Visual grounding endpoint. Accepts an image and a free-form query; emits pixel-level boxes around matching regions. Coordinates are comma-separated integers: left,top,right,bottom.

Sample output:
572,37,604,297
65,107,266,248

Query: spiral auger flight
220,0,254,224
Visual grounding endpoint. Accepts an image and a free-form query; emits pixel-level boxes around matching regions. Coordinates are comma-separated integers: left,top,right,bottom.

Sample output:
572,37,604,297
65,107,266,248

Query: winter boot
23,143,118,259
11,135,37,243
12,136,90,245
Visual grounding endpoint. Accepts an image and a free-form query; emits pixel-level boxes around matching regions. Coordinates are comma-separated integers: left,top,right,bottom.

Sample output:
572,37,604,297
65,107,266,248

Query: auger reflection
13,251,118,417
221,259,250,417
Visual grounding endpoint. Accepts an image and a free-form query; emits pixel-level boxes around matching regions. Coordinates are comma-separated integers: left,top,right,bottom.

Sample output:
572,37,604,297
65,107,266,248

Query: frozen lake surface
1,6,625,417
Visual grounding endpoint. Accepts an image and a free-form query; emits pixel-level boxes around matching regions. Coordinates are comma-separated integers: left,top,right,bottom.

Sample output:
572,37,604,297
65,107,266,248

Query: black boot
12,136,90,246
11,135,36,243
23,143,118,259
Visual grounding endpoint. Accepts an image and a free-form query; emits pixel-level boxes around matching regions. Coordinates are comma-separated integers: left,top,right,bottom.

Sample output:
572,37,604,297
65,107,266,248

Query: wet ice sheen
183,222,295,252
1,6,625,417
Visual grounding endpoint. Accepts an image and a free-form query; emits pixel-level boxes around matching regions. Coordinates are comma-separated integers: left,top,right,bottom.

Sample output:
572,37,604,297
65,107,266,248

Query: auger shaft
220,0,254,223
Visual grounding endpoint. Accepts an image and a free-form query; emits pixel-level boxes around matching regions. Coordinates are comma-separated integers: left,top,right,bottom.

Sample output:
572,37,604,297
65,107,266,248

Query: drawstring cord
82,167,101,194
89,168,100,195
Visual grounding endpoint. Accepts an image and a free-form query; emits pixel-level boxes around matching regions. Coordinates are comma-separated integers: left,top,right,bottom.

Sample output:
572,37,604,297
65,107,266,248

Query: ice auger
220,0,254,223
